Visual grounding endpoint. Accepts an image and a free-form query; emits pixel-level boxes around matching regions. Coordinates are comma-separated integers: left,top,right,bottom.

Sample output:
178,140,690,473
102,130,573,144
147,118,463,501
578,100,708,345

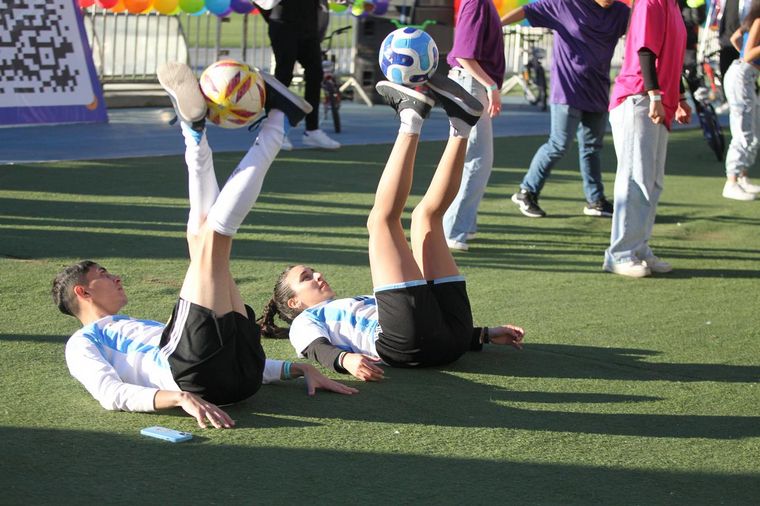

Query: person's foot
303,129,341,150
446,239,469,251
375,81,435,118
642,255,673,273
259,70,313,127
511,189,546,218
738,175,760,194
722,181,756,201
157,62,207,131
603,260,651,278
280,133,293,151
426,72,483,127
583,198,614,217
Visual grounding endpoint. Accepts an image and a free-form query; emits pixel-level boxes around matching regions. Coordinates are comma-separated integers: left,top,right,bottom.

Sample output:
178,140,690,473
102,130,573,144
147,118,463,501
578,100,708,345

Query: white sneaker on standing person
281,132,293,151
303,128,341,149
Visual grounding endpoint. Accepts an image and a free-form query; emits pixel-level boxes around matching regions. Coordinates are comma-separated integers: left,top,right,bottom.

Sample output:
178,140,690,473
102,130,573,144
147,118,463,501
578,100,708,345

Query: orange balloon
125,0,151,12
110,0,126,12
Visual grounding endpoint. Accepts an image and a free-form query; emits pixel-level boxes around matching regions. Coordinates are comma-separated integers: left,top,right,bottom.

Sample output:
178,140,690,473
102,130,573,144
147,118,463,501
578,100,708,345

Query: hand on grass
292,363,359,396
176,391,235,429
489,324,525,350
342,353,385,381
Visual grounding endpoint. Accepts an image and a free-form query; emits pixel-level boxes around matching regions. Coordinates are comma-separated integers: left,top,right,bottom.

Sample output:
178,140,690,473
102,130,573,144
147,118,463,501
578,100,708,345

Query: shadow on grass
4,427,757,504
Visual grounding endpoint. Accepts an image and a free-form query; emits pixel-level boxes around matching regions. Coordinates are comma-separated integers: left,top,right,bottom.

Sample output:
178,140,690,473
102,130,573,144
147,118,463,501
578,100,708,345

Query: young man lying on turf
52,64,357,429
258,75,525,381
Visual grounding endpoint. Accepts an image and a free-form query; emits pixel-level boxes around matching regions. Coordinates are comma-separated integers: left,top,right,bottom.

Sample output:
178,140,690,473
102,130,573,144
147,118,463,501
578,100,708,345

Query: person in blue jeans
503,0,629,218
441,0,506,251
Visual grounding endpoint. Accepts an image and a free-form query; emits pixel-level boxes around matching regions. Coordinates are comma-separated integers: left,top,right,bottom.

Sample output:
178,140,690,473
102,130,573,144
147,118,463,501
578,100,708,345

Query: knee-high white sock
206,110,285,236
182,123,219,235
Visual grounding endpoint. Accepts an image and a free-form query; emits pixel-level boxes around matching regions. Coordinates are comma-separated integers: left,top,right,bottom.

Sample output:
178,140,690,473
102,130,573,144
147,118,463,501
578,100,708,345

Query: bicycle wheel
322,80,341,134
523,65,540,105
535,64,548,111
696,101,726,162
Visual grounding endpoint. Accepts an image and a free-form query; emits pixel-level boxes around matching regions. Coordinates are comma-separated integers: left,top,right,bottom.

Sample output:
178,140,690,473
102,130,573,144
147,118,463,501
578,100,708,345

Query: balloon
179,0,204,13
373,0,389,15
206,0,231,15
216,5,233,16
230,0,254,13
328,1,348,12
96,0,118,9
153,0,178,13
125,0,151,13
190,5,207,14
79,0,96,8
110,0,127,12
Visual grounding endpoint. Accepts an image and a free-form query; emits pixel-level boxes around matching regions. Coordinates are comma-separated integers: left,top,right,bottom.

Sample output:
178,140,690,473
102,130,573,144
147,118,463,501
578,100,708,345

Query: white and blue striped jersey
289,296,381,358
66,314,283,412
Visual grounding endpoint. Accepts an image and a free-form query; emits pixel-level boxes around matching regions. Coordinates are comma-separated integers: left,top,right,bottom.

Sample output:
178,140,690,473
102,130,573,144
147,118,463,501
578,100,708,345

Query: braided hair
257,265,304,338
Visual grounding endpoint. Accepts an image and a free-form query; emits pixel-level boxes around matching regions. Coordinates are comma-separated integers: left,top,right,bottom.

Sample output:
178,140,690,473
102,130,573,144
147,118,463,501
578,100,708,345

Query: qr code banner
0,0,107,124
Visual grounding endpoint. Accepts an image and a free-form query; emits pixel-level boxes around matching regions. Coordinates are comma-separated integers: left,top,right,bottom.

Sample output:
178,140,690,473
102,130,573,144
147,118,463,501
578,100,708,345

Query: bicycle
683,66,726,162
502,30,548,111
320,25,351,134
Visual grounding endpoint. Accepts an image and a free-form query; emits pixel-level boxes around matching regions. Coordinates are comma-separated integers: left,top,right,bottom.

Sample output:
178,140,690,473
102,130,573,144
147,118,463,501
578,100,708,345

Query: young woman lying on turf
258,75,525,381
52,63,356,429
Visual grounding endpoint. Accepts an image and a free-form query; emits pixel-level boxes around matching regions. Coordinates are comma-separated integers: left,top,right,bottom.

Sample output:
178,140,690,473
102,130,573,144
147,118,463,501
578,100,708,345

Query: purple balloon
230,0,254,13
373,0,389,15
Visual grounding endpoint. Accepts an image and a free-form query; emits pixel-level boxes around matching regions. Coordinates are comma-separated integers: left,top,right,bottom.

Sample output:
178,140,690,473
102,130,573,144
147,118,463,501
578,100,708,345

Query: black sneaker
511,189,546,218
583,198,613,217
375,81,435,118
157,62,207,131
426,72,483,126
259,70,313,127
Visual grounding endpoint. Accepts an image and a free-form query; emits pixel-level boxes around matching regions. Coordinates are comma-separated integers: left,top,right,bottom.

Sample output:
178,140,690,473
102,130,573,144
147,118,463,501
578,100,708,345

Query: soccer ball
379,28,438,85
199,60,266,129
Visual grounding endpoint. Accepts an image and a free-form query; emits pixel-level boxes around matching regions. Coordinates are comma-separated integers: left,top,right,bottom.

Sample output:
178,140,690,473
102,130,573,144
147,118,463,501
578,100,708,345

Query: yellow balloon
153,0,178,14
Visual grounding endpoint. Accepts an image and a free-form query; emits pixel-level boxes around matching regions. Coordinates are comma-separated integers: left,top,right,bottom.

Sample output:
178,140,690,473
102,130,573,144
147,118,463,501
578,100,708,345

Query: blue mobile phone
140,426,193,443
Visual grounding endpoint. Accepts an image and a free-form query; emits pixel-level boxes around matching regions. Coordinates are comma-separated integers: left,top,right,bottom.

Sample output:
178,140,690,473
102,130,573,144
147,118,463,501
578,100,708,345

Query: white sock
449,118,472,139
399,108,424,135
181,125,219,235
206,110,285,236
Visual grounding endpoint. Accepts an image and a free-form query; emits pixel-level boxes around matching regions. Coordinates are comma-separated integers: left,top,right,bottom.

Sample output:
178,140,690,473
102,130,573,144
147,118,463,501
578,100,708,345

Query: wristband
480,327,490,344
283,361,292,380
649,94,662,102
487,83,498,92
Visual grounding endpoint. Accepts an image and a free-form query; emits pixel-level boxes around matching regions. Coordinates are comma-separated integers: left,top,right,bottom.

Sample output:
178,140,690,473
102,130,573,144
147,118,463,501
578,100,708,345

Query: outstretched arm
501,6,525,26
302,337,384,381
290,362,360,395
487,324,525,350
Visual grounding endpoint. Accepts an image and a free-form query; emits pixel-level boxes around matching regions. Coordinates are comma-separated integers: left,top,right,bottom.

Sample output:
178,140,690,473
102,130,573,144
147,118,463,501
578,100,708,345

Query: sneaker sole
510,193,545,218
602,264,651,278
583,207,613,217
375,81,435,108
259,70,313,115
157,62,207,123
427,75,483,117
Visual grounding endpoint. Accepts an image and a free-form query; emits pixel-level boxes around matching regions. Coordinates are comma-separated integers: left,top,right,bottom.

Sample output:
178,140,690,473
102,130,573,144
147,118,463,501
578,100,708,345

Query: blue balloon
206,0,231,15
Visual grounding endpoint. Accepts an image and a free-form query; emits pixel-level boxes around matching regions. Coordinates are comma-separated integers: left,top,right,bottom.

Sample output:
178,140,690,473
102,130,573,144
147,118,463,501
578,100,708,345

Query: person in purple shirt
504,0,629,218
442,0,506,251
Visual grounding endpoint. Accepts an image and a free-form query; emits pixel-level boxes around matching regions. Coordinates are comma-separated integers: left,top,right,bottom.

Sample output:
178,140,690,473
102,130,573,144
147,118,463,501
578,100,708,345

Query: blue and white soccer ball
379,28,438,85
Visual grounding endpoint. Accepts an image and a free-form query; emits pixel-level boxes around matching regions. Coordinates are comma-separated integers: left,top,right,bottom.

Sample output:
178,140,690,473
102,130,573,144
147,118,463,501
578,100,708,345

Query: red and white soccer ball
199,60,266,129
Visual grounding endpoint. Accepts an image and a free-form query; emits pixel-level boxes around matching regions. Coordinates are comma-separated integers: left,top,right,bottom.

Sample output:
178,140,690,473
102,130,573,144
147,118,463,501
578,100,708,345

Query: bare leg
411,136,468,279
367,132,425,288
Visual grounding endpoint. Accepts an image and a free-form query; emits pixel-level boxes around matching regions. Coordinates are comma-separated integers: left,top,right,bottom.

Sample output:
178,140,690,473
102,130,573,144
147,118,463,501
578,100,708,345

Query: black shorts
374,277,474,368
160,299,267,405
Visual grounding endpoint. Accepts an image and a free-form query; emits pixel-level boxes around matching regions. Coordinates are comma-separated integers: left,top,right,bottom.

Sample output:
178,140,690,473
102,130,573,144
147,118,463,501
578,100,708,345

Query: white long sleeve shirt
65,314,283,412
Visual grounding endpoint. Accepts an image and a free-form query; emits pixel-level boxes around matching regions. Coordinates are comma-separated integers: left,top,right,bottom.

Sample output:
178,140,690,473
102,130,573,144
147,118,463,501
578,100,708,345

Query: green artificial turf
1,129,759,504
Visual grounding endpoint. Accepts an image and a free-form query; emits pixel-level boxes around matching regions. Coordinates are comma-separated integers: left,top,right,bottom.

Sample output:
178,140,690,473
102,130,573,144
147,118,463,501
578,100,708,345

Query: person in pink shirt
604,0,692,278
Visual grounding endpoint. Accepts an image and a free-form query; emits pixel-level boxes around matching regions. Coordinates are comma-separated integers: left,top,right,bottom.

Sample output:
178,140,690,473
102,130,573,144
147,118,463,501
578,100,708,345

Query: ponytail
257,298,291,339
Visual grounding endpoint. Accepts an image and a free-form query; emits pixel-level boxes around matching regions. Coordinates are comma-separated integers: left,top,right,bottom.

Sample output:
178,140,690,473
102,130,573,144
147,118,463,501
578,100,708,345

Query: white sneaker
280,134,293,151
447,239,469,251
466,232,476,240
303,129,340,150
738,176,760,194
642,255,673,273
603,260,651,278
722,181,756,201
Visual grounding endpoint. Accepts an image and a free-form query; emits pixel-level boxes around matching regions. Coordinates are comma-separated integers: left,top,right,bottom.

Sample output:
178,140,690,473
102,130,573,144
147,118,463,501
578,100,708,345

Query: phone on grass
140,426,193,443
